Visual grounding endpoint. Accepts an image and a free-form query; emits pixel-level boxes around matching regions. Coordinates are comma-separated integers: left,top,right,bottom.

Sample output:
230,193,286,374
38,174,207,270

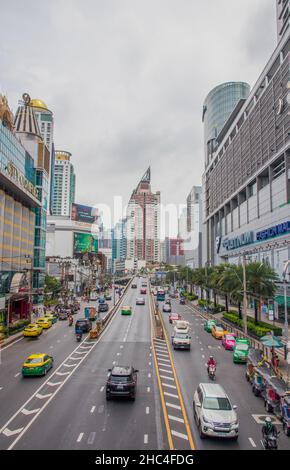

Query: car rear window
203,397,232,411
226,335,236,341
26,358,43,364
111,375,132,383
236,344,248,351
175,333,189,339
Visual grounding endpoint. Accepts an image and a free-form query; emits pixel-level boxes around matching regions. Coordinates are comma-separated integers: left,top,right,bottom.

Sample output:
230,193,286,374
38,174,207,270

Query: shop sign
222,231,254,251
256,221,290,242
5,161,38,199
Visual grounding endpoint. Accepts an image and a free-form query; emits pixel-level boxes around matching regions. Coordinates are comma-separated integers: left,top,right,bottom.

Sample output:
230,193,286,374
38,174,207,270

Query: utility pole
242,255,248,336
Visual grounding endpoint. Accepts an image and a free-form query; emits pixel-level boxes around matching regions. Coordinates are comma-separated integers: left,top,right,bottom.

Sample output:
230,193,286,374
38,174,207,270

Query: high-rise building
164,237,185,266
14,93,50,304
51,151,76,217
126,167,160,263
276,0,289,43
29,99,55,215
202,30,290,316
185,186,203,269
202,82,250,167
0,95,40,332
112,218,127,264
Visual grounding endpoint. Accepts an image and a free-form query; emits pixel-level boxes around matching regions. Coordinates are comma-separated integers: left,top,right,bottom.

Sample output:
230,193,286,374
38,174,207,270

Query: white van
171,330,191,350
174,320,190,333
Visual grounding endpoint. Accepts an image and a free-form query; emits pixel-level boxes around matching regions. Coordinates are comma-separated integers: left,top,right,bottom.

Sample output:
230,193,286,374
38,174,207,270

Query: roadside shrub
8,320,30,335
222,311,281,337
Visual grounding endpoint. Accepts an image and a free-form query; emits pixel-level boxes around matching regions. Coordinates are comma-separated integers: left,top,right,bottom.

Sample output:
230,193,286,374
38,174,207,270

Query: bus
157,289,165,302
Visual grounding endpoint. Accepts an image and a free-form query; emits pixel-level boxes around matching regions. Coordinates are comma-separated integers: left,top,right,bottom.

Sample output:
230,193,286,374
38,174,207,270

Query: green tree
246,262,278,323
44,275,61,298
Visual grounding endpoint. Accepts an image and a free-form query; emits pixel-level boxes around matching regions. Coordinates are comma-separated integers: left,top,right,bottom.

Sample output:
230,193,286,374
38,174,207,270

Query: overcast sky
0,0,276,219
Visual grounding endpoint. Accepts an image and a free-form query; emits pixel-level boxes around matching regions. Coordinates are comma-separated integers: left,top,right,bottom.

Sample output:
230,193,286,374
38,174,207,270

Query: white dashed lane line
77,433,84,443
14,373,20,378
147,387,150,393
100,386,104,392
249,437,257,448
146,407,149,414
90,406,96,413
144,434,148,444
166,402,181,410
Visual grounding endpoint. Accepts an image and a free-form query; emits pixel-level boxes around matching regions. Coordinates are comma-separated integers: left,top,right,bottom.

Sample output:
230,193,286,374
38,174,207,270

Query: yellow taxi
44,313,57,324
22,353,54,377
23,323,43,337
211,324,229,339
36,317,52,329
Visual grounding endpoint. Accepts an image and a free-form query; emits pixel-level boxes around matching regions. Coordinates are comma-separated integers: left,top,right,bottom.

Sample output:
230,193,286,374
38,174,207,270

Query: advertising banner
73,233,98,254
71,203,98,224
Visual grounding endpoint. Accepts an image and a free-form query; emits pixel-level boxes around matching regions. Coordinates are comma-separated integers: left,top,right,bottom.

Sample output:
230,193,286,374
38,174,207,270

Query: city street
0,280,166,450
160,298,290,451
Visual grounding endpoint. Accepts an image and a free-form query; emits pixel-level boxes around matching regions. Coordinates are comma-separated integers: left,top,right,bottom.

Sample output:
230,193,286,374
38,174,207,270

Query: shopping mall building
203,32,290,315
0,95,41,333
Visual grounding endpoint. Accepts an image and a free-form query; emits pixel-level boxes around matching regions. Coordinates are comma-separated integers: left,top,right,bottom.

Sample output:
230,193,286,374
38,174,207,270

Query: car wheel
232,435,238,441
265,401,272,413
198,421,206,439
43,368,47,376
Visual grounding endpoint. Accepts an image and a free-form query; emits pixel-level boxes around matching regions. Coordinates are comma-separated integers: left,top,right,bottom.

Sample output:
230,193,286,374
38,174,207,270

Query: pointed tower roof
14,93,42,139
141,166,151,183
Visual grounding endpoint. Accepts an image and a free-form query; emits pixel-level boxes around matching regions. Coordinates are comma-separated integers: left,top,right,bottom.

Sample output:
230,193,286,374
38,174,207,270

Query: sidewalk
0,331,23,349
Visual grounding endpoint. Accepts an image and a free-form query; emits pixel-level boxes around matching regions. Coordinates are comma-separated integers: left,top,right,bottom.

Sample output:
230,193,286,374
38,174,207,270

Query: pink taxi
222,333,237,351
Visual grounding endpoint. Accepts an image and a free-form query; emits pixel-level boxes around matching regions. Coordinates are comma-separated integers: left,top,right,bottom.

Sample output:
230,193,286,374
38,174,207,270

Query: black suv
75,318,92,333
106,366,138,401
98,303,109,313
131,284,137,289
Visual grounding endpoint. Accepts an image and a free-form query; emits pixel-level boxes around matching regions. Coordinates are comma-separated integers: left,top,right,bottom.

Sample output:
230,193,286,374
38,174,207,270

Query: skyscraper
126,167,160,264
202,82,250,166
185,186,202,269
276,0,289,43
29,99,55,215
51,151,76,217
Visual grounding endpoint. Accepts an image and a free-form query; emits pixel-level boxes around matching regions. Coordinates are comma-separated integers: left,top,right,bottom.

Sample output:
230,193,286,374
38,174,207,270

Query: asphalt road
0,279,166,450
161,298,290,451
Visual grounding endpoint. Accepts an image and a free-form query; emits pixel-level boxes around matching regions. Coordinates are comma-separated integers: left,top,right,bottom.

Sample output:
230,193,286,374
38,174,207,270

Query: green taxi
204,319,216,333
121,306,132,316
22,353,54,377
44,313,58,324
233,338,250,364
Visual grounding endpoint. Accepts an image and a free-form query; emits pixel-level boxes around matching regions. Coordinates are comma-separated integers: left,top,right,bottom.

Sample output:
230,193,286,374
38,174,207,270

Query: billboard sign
71,203,98,224
73,233,98,255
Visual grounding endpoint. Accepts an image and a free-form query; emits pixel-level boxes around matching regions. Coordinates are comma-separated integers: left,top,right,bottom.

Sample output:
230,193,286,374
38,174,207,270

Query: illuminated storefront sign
256,221,290,241
222,232,254,251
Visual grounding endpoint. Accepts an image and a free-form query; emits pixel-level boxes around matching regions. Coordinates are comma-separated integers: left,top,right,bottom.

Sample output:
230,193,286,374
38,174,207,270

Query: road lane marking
47,381,64,387
148,373,151,378
63,363,77,368
14,373,20,378
160,375,174,381
168,415,185,423
156,352,169,358
156,357,171,363
166,402,182,410
87,432,96,444
157,362,171,368
74,351,88,355
162,383,177,389
159,368,173,374
146,407,149,414
69,356,82,361
77,433,84,442
249,437,257,448
2,427,24,437
144,434,148,444
21,408,40,416
35,393,53,399
90,406,96,413
164,391,179,399
55,371,71,377
100,386,104,392
171,430,189,440
147,387,150,392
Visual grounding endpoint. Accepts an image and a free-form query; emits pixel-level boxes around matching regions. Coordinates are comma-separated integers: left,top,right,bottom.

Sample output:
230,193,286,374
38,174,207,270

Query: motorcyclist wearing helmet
207,355,217,374
262,417,278,440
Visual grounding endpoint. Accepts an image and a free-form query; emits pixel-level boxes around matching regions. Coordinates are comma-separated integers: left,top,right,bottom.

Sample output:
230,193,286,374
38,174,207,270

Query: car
98,297,105,304
23,324,43,337
104,294,112,301
121,306,132,315
140,288,147,294
204,319,217,333
172,330,191,350
44,313,57,324
174,320,190,332
169,313,182,324
58,311,68,320
165,299,171,305
98,303,109,313
136,297,145,305
36,317,52,329
75,318,92,333
222,333,237,351
180,298,186,305
163,304,172,313
233,338,250,363
131,284,137,289
141,283,147,287
193,383,239,440
211,325,229,339
106,365,139,400
22,353,54,377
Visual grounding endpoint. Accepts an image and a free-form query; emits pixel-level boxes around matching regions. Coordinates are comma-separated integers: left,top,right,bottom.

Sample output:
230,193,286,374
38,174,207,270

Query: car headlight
202,416,213,425
232,419,239,426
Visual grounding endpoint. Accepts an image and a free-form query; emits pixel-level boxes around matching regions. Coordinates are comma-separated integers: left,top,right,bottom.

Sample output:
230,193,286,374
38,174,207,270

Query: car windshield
26,357,43,364
216,327,223,332
226,336,236,341
203,397,232,411
111,375,131,383
236,344,248,351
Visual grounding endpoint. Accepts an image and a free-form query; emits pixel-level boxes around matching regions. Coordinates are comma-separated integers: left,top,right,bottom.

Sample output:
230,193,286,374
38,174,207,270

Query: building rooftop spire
14,93,42,139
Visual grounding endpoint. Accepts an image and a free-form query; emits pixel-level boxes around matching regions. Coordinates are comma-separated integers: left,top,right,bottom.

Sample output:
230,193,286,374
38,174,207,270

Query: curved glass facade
203,82,250,164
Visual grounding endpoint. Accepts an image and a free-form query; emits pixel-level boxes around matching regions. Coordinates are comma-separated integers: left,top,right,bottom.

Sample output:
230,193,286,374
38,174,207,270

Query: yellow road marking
149,294,174,450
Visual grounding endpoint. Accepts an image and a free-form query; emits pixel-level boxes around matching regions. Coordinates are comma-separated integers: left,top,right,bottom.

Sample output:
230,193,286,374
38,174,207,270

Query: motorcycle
208,364,216,381
76,333,82,342
68,317,73,326
262,432,279,450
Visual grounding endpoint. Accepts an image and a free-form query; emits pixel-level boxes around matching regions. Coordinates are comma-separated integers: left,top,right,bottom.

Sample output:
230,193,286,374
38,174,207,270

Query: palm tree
246,262,278,324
